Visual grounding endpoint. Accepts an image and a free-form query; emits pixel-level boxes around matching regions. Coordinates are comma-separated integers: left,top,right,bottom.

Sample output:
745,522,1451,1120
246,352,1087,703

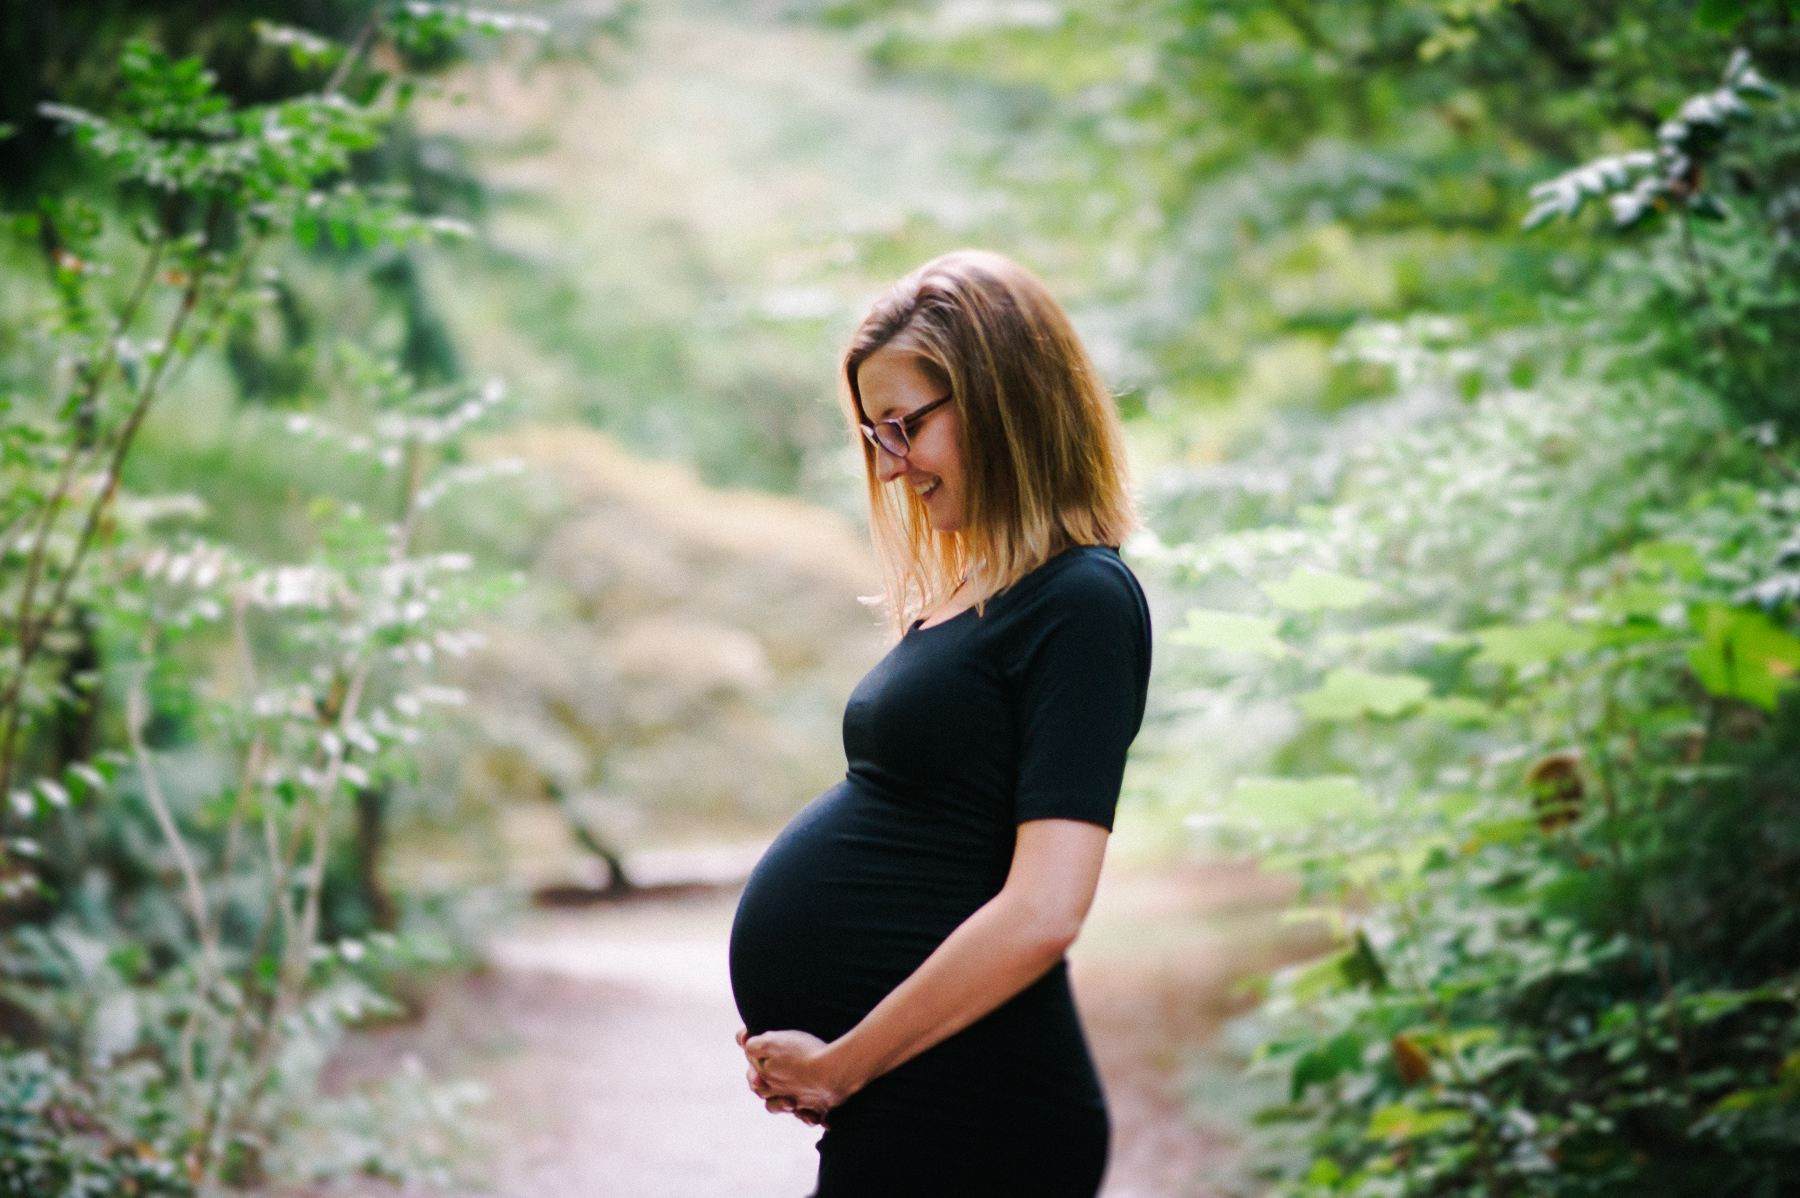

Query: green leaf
1471,817,1539,847
253,20,344,70
1285,950,1354,1004
1473,620,1595,667
1290,1031,1363,1100
1295,669,1429,720
1341,930,1388,991
1304,1158,1343,1186
1168,608,1290,657
1224,776,1376,829
1367,1103,1470,1140
1635,540,1705,582
1603,581,1675,620
1419,695,1490,726
1712,1085,1790,1113
1688,604,1800,711
1262,569,1377,612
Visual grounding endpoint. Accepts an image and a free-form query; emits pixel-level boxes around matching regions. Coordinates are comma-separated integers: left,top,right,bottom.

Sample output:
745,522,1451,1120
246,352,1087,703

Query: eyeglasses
859,394,953,458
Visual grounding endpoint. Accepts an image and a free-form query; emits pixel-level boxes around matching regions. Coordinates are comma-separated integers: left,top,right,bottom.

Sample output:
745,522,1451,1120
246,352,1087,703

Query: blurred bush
0,9,559,1191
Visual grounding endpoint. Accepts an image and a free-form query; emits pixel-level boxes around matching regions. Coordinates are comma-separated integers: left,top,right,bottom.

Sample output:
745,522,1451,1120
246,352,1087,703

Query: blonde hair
844,249,1137,633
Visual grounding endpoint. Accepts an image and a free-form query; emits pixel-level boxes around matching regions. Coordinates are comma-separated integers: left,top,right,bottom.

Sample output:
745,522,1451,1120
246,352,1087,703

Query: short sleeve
1009,553,1152,831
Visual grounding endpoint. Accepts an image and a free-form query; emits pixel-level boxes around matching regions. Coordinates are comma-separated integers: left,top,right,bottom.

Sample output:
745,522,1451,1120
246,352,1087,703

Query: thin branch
247,423,432,1106
24,288,199,646
325,6,385,98
0,232,171,801
4,225,167,665
283,664,371,1001
233,662,373,1158
216,592,267,889
126,659,218,1115
155,233,266,399
192,783,289,1192
1269,0,1336,53
0,242,211,805
215,735,265,919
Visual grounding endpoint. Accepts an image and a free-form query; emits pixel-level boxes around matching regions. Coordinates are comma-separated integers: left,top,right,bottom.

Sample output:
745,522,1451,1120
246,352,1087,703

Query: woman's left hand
737,1027,858,1124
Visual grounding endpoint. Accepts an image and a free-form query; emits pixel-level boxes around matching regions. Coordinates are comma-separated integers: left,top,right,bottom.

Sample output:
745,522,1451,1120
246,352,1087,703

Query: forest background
2,0,1799,1195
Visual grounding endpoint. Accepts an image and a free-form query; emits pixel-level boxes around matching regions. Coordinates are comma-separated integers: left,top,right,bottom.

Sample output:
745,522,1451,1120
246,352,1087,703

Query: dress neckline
907,605,977,635
904,545,1120,636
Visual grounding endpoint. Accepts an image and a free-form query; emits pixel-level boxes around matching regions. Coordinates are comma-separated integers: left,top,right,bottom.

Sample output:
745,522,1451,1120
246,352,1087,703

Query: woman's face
857,345,965,534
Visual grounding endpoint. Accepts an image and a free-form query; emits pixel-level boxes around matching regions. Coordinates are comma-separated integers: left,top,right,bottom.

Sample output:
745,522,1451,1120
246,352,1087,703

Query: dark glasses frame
859,394,953,458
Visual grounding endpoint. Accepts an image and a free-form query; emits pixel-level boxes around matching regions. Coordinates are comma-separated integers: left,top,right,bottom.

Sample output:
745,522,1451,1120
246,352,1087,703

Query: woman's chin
913,492,962,533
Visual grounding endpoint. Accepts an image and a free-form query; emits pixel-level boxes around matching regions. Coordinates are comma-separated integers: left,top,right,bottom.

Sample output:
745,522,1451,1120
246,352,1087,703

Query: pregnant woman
728,249,1151,1197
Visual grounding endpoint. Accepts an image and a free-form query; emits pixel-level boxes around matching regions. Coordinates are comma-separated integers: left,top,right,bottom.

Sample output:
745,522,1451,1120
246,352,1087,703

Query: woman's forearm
816,819,1108,1100
820,889,1071,1095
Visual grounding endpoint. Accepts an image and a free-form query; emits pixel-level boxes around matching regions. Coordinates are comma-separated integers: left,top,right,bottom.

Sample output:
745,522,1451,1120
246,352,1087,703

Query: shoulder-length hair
843,249,1137,633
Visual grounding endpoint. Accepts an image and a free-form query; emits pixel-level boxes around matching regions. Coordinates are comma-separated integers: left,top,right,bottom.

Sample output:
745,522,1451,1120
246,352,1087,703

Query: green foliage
0,12,528,1191
1035,30,1800,1194
1687,603,1800,710
821,0,1800,462
1523,50,1779,230
1220,776,1377,832
1266,571,1381,614
0,1049,191,1197
35,38,464,245
1294,670,1431,721
1171,608,1293,658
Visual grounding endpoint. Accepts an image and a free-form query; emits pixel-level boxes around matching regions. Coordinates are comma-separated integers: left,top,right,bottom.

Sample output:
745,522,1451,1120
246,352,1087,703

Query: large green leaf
1289,1030,1363,1100
1168,608,1291,657
1634,539,1706,581
1473,620,1595,668
1294,669,1429,720
1688,604,1800,711
1261,569,1377,612
1419,695,1490,726
1366,1103,1470,1141
1222,776,1377,829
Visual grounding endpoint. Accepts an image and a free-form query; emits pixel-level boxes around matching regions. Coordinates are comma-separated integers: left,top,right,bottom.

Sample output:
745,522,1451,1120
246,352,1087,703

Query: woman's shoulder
997,544,1148,625
980,545,1151,687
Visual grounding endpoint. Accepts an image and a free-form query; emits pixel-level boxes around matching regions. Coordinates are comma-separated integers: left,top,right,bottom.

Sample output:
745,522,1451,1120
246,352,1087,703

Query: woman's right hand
736,1026,842,1125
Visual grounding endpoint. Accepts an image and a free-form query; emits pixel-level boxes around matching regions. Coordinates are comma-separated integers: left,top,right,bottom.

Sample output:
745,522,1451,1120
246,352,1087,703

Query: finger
735,1028,748,1049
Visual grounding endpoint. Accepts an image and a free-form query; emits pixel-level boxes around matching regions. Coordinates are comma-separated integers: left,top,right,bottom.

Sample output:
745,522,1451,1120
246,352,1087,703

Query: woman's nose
873,443,906,483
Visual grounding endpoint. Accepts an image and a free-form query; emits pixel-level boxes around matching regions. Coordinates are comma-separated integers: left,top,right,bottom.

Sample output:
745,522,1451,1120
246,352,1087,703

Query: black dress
729,545,1152,1198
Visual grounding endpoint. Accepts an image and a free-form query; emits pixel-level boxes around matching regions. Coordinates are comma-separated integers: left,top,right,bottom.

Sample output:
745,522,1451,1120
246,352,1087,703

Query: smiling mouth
911,478,940,500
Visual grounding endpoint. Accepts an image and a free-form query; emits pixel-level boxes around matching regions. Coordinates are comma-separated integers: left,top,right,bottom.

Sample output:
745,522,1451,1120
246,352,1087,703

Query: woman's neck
916,568,979,630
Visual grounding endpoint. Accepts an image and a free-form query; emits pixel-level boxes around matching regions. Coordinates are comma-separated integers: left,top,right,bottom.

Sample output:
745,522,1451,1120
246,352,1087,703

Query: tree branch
127,659,218,1115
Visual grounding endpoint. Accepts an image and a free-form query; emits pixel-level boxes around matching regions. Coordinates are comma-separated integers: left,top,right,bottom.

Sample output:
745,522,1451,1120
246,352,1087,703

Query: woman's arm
742,817,1108,1119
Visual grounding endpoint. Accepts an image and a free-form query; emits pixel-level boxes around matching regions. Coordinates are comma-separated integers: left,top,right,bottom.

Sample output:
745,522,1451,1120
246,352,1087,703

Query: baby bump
727,780,1002,1040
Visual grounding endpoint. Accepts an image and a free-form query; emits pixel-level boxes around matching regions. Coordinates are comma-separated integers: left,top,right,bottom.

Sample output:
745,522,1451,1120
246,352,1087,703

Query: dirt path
323,856,1312,1197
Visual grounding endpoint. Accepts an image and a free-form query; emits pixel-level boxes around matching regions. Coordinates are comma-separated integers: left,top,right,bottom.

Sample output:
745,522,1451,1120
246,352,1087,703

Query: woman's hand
736,1026,859,1124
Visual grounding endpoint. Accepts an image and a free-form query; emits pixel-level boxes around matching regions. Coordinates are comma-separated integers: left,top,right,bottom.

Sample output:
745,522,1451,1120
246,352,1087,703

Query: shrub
1142,57,1800,1195
0,10,527,1190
